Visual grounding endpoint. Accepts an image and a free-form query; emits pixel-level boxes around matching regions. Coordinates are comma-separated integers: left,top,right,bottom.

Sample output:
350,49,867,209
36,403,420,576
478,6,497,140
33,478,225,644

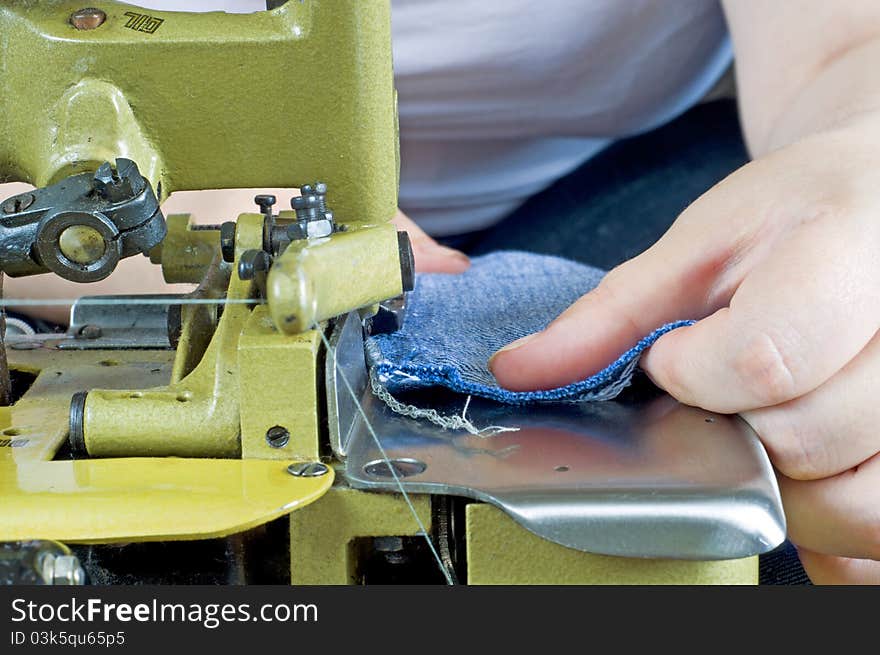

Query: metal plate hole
364,458,427,479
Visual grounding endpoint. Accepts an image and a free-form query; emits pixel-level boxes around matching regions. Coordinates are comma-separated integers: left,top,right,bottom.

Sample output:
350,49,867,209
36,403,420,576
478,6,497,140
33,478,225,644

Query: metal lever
0,158,166,283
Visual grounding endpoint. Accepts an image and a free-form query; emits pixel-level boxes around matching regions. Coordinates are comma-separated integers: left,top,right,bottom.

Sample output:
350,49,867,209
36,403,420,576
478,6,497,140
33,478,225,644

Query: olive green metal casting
0,1,399,228
268,223,404,334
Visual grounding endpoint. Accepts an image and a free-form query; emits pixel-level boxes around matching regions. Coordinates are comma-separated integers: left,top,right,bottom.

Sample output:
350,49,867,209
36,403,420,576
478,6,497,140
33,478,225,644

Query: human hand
489,119,880,583
392,208,470,274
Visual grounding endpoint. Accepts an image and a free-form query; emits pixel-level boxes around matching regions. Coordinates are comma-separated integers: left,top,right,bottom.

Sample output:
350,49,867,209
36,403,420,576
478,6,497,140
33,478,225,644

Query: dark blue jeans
460,99,808,585
464,99,745,267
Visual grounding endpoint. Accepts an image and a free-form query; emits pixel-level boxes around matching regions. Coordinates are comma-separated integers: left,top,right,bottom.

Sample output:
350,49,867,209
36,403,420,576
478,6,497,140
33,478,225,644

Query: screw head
77,324,103,340
70,8,107,30
287,462,329,478
237,249,271,281
265,425,290,449
254,195,277,212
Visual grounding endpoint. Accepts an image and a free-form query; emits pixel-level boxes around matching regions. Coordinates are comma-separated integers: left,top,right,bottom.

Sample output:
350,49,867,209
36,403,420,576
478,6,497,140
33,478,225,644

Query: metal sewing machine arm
0,1,410,550
0,0,408,399
0,0,406,315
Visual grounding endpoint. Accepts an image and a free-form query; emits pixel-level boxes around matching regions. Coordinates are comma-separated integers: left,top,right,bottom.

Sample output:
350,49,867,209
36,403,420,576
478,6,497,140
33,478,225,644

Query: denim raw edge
367,319,694,406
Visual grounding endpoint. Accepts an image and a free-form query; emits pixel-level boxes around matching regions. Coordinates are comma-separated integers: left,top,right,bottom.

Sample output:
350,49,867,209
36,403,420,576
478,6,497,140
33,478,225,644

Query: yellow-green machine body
0,1,759,585
0,0,399,229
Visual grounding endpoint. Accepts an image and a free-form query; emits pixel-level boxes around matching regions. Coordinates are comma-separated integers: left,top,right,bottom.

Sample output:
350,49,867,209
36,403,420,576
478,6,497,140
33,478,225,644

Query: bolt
290,184,333,237
374,536,405,553
237,249,271,281
53,555,86,585
265,425,290,449
287,462,329,478
2,194,35,214
92,159,142,201
40,553,86,585
291,196,308,222
313,182,328,214
70,8,106,30
254,195,277,217
93,161,119,188
220,222,237,263
77,324,103,340
304,196,320,221
374,537,408,566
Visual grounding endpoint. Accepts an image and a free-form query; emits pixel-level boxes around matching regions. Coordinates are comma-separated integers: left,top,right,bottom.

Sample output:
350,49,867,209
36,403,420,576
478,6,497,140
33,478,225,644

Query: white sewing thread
315,325,456,585
369,370,519,438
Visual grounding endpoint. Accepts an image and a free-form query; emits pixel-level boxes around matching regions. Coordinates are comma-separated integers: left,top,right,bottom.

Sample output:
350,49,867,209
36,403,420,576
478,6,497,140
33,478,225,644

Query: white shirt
135,1,732,235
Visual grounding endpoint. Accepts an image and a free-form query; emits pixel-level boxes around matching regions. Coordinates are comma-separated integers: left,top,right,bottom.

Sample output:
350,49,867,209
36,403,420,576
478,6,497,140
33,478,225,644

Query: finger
797,547,880,585
643,213,880,413
743,330,880,480
392,209,470,274
488,161,787,392
488,231,734,391
777,451,880,560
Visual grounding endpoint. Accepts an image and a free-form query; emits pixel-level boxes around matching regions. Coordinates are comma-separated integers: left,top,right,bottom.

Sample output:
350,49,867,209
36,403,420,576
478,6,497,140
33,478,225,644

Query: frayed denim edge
366,320,694,406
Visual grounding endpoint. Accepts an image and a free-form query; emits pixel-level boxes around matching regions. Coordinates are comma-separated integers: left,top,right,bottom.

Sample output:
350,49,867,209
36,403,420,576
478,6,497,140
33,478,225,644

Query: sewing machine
0,1,785,585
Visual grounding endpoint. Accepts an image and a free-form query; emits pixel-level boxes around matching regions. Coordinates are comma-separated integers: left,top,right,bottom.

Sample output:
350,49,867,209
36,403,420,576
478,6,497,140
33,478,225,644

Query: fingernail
492,332,541,358
488,334,539,373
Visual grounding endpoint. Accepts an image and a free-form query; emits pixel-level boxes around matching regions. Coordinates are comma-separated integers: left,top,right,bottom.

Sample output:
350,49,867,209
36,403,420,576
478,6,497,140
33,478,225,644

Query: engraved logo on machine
123,12,165,34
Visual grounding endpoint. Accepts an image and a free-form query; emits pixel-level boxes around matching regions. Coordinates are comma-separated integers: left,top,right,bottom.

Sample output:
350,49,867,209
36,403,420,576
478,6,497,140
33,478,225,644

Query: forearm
758,37,880,155
723,0,880,157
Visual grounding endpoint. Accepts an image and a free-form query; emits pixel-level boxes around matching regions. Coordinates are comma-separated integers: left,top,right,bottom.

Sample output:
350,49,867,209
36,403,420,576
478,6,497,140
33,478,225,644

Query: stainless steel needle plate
343,381,786,560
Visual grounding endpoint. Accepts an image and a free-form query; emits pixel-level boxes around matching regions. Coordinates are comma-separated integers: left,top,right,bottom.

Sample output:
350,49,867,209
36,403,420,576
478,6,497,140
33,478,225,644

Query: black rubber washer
397,231,416,292
68,391,89,458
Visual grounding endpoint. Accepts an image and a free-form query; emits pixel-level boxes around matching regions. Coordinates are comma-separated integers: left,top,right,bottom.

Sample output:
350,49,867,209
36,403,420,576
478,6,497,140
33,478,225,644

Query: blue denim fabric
366,251,691,404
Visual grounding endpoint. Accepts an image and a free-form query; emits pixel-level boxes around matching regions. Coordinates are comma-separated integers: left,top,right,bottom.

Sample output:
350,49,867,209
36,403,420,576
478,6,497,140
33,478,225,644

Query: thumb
488,231,728,392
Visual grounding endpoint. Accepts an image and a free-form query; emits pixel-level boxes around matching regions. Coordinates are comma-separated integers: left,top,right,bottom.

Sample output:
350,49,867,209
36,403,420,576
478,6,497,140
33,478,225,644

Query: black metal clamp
0,159,166,283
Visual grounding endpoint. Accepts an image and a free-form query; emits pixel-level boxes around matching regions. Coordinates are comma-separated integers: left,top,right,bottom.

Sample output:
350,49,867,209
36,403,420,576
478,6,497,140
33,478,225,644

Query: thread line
315,320,456,586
